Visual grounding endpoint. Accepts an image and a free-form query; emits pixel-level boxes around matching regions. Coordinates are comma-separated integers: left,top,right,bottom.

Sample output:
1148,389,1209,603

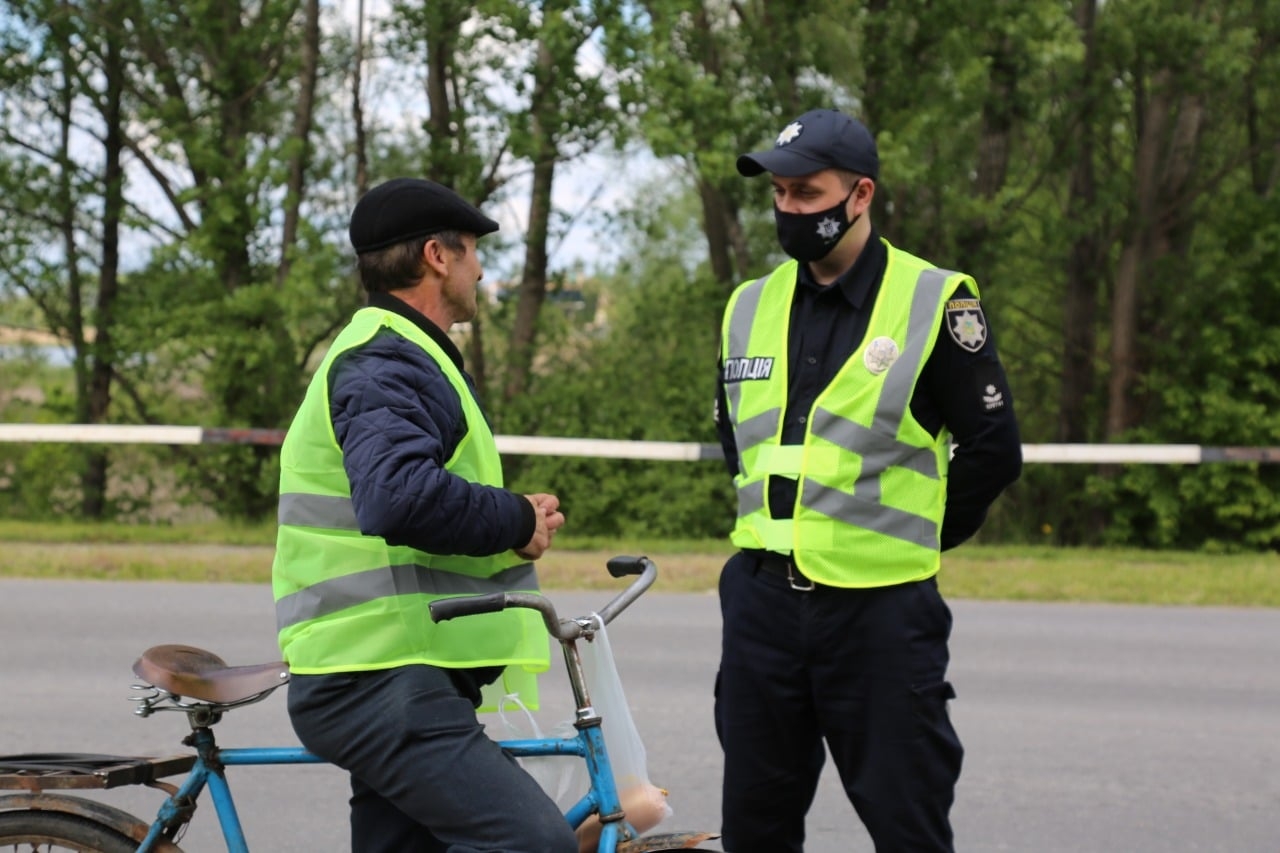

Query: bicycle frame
500,723,631,851
137,739,323,853
135,720,634,853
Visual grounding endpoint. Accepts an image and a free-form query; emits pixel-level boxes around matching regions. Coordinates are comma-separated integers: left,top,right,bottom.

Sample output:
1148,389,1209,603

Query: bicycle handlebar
428,555,656,642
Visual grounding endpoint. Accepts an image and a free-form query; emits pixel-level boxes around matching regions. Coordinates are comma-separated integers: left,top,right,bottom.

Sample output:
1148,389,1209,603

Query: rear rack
0,753,195,790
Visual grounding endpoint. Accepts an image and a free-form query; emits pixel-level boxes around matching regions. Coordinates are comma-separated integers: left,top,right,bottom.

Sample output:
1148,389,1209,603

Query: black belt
754,552,820,592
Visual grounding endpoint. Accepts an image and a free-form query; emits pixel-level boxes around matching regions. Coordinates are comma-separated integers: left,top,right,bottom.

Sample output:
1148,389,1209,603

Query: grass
0,520,1277,607
937,546,1280,607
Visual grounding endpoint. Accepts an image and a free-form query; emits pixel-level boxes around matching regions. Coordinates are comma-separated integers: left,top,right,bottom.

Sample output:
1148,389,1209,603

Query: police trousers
287,664,577,853
715,552,963,853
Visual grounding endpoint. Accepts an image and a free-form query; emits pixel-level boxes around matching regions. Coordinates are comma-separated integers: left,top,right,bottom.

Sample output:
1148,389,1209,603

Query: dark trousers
287,664,577,853
715,552,963,853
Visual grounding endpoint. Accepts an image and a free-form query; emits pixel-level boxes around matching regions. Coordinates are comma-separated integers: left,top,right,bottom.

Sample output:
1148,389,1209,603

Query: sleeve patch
945,299,988,353
973,360,1007,411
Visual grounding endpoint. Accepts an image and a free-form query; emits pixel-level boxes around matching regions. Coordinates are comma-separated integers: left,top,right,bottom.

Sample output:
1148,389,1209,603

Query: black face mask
773,186,858,262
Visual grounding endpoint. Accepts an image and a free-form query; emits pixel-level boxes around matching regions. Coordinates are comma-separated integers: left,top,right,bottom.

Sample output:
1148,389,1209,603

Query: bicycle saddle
133,644,289,704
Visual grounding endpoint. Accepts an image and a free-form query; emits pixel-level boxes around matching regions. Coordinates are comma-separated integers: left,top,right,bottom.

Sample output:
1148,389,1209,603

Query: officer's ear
855,176,875,207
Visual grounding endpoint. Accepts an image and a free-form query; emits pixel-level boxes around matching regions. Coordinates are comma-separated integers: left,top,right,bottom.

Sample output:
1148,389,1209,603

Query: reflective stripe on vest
276,562,536,630
272,307,548,707
722,242,971,587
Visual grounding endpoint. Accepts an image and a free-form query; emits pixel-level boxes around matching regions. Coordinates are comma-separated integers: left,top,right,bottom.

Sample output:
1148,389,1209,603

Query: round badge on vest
863,336,899,375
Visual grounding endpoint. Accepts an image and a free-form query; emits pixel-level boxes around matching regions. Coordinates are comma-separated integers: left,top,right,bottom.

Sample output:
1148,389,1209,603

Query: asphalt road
2,578,1278,852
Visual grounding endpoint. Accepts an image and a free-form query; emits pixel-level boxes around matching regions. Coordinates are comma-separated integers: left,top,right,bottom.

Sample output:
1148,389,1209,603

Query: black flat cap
348,178,500,255
737,109,879,180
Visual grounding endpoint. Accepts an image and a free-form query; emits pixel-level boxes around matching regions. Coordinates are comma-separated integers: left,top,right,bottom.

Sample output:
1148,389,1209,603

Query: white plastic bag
574,614,672,849
492,694,588,812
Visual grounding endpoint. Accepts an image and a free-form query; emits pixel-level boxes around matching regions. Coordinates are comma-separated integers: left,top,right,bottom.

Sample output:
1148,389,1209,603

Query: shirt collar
795,229,886,310
366,291,465,372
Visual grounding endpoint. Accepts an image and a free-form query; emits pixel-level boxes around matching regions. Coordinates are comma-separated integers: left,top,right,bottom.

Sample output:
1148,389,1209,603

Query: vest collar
366,291,465,372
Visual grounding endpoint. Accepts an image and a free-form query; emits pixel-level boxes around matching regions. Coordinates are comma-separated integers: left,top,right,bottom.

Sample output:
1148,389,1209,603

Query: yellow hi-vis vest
272,306,549,710
721,240,974,588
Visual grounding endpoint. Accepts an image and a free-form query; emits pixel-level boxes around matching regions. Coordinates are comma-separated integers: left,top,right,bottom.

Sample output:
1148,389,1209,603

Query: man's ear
421,238,449,276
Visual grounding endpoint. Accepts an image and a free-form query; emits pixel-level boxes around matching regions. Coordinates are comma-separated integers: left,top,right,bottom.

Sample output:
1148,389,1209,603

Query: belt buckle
786,560,815,592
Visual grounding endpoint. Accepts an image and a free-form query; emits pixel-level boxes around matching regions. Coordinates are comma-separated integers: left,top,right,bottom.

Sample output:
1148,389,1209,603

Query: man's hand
515,493,565,560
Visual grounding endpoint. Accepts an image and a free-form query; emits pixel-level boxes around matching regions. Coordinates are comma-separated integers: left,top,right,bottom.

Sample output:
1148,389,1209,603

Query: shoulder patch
945,298,987,353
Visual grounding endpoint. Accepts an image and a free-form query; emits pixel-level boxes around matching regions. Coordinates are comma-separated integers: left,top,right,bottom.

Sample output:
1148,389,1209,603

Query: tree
113,0,352,518
505,179,734,537
0,0,134,517
0,0,356,520
608,0,847,292
499,0,619,407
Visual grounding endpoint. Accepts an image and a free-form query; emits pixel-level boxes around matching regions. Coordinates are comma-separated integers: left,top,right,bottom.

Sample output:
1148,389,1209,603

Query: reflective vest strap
754,444,806,476
736,479,765,517
728,274,771,355
875,268,951,423
855,473,881,503
723,274,773,423
279,493,358,528
735,407,782,455
752,517,796,553
801,479,938,549
275,562,538,632
809,409,939,480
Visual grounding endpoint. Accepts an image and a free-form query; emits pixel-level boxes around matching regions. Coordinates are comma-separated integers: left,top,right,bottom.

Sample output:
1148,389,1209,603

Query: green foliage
1,0,1278,551
500,181,734,537
0,442,80,519
1087,190,1280,550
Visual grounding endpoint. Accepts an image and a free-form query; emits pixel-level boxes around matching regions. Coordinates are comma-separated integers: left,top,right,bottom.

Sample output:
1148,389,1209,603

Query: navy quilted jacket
326,293,535,557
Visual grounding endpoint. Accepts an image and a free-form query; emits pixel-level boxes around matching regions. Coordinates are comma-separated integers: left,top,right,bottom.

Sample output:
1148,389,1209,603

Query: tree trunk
210,5,255,294
424,2,462,186
1106,73,1205,439
505,117,556,404
860,0,894,234
696,177,739,288
80,20,127,519
1106,77,1169,439
503,3,591,406
466,310,488,404
955,24,1017,279
277,0,321,287
352,0,369,194
1059,0,1101,443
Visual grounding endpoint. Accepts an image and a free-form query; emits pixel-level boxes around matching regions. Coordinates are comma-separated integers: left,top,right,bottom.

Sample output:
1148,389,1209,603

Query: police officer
272,178,576,853
714,109,1022,852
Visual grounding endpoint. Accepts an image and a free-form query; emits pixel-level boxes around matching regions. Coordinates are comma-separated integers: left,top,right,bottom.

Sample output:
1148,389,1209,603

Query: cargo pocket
911,680,963,792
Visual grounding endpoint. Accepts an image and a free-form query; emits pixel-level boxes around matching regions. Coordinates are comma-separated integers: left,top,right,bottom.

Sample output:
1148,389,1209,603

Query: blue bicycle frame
502,724,631,851
136,707,635,853
137,738,323,853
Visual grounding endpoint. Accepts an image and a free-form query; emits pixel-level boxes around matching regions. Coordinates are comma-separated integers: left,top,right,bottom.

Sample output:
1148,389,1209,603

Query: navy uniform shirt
715,232,1022,551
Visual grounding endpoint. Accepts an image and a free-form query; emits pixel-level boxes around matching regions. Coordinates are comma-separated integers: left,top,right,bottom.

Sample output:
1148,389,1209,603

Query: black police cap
348,178,500,255
737,109,879,180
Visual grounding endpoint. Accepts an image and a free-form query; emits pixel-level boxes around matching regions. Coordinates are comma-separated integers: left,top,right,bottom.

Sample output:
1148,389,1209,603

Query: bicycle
0,555,720,852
